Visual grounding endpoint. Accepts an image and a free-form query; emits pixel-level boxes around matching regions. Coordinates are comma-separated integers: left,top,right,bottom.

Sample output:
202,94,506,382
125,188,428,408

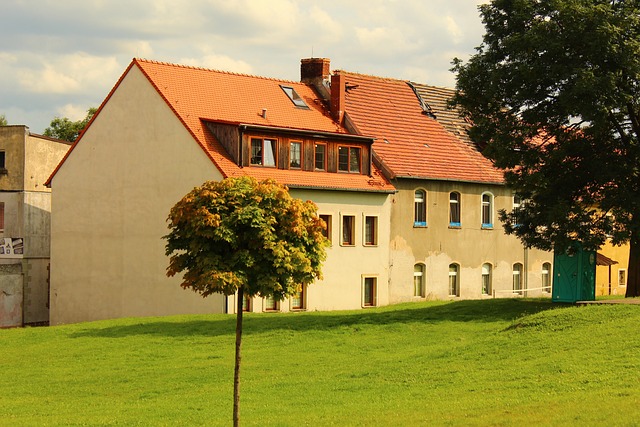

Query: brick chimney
330,73,345,124
300,58,330,84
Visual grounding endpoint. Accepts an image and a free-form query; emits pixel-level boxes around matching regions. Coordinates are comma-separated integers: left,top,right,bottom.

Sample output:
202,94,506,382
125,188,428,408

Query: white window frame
414,189,427,227
482,263,492,295
449,263,460,297
542,262,552,293
618,268,627,287
481,192,494,229
290,285,306,311
513,263,523,294
414,264,425,297
449,192,461,227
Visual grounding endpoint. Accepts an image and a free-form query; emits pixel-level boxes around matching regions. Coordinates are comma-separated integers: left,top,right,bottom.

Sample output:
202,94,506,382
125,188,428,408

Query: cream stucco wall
232,188,392,313
49,65,225,325
388,179,553,301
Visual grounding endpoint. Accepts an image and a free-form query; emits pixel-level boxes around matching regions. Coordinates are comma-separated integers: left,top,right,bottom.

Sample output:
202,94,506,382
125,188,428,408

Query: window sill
481,224,493,230
363,243,378,247
413,222,427,228
448,223,461,229
0,168,7,175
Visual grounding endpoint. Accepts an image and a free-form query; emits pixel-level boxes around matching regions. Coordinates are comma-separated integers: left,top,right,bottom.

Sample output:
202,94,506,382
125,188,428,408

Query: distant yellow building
596,241,629,296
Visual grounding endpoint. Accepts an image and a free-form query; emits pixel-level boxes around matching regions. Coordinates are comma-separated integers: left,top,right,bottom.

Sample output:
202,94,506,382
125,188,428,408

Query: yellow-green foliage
165,176,329,300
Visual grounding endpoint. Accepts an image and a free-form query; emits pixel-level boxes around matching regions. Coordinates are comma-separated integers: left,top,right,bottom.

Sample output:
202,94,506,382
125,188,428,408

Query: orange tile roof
339,72,504,184
48,59,394,193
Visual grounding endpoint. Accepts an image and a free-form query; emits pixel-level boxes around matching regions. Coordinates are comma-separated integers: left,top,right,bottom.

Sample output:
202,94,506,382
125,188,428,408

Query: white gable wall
50,65,225,325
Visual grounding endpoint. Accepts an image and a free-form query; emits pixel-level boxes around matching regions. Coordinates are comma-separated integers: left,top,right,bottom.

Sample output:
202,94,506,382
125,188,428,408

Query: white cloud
57,103,91,121
179,54,254,74
17,53,121,95
445,16,464,45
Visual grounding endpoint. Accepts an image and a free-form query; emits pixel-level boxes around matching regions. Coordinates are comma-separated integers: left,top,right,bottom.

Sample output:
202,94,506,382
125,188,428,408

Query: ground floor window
542,262,551,293
291,286,306,310
242,295,251,312
449,264,460,297
363,277,377,307
414,264,425,297
618,269,627,287
513,263,523,294
482,263,492,295
264,295,279,311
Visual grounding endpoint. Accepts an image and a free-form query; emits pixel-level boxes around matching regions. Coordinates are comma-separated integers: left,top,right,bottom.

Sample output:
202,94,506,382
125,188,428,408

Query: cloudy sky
1,0,488,134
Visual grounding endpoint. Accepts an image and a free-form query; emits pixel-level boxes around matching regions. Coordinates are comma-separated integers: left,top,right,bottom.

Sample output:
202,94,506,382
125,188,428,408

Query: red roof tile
339,72,504,184
48,59,394,193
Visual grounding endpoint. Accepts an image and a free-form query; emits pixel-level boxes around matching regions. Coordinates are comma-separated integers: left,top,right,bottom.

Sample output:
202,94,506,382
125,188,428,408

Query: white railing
492,286,552,298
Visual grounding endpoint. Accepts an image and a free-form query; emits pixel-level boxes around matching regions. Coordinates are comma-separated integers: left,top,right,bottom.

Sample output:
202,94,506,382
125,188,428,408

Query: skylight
281,85,309,109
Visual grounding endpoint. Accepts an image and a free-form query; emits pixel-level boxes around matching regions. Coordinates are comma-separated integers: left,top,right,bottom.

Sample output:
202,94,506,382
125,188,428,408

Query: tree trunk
626,233,640,297
233,287,244,427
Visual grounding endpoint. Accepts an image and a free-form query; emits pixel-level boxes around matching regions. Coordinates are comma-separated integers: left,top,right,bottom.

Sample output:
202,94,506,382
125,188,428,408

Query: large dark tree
452,0,640,297
165,177,328,426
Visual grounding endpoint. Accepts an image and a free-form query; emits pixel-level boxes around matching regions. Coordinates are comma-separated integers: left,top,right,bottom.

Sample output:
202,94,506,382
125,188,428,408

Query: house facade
301,58,553,301
0,125,70,327
47,59,394,325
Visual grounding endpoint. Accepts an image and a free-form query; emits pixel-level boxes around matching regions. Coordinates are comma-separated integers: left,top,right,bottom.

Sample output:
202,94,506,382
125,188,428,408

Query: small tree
0,114,7,126
165,176,328,426
44,107,97,142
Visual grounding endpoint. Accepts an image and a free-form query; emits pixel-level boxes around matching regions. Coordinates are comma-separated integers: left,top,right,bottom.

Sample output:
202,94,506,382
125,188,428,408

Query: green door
552,245,596,303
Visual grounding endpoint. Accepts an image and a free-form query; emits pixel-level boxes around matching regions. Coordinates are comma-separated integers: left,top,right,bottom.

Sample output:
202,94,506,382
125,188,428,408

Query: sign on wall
0,238,23,258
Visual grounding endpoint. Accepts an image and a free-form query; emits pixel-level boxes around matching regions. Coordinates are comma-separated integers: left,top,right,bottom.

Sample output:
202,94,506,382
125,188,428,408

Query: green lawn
1,299,639,426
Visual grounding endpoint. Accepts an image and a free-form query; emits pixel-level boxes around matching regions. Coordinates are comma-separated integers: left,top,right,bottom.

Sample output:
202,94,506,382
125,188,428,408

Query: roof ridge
335,70,409,84
133,57,304,85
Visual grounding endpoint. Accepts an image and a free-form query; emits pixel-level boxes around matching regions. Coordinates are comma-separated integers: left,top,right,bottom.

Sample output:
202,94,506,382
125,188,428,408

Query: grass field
1,298,639,426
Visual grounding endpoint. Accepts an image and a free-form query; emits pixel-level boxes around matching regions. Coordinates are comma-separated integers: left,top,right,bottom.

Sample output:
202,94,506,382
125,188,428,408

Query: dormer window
338,146,361,173
281,85,309,109
250,138,277,167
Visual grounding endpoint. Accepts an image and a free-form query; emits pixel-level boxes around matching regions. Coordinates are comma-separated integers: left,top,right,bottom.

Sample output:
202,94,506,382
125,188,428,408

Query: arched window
449,263,460,296
449,192,461,227
481,192,493,228
482,263,492,295
414,190,427,226
542,262,551,293
513,263,523,294
414,264,425,297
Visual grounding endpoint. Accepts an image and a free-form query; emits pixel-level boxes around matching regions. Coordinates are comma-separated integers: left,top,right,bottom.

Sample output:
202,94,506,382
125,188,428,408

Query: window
280,85,309,108
314,143,326,170
481,193,493,228
264,295,279,311
338,146,361,173
0,151,5,170
542,262,551,293
319,214,332,242
364,216,378,246
414,190,427,226
513,194,522,226
291,286,305,310
250,138,277,166
0,202,4,232
242,295,251,312
482,263,492,295
449,192,461,227
513,263,523,294
414,264,425,297
449,263,460,297
363,277,377,307
618,269,627,287
289,141,302,169
341,215,355,246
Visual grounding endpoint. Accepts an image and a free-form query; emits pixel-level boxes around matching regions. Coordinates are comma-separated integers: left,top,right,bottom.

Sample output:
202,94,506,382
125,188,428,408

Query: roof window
281,85,309,109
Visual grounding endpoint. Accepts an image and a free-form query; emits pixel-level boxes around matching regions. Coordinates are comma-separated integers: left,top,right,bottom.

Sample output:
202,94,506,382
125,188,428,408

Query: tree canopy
452,0,640,296
43,107,97,142
0,114,7,126
164,176,328,425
